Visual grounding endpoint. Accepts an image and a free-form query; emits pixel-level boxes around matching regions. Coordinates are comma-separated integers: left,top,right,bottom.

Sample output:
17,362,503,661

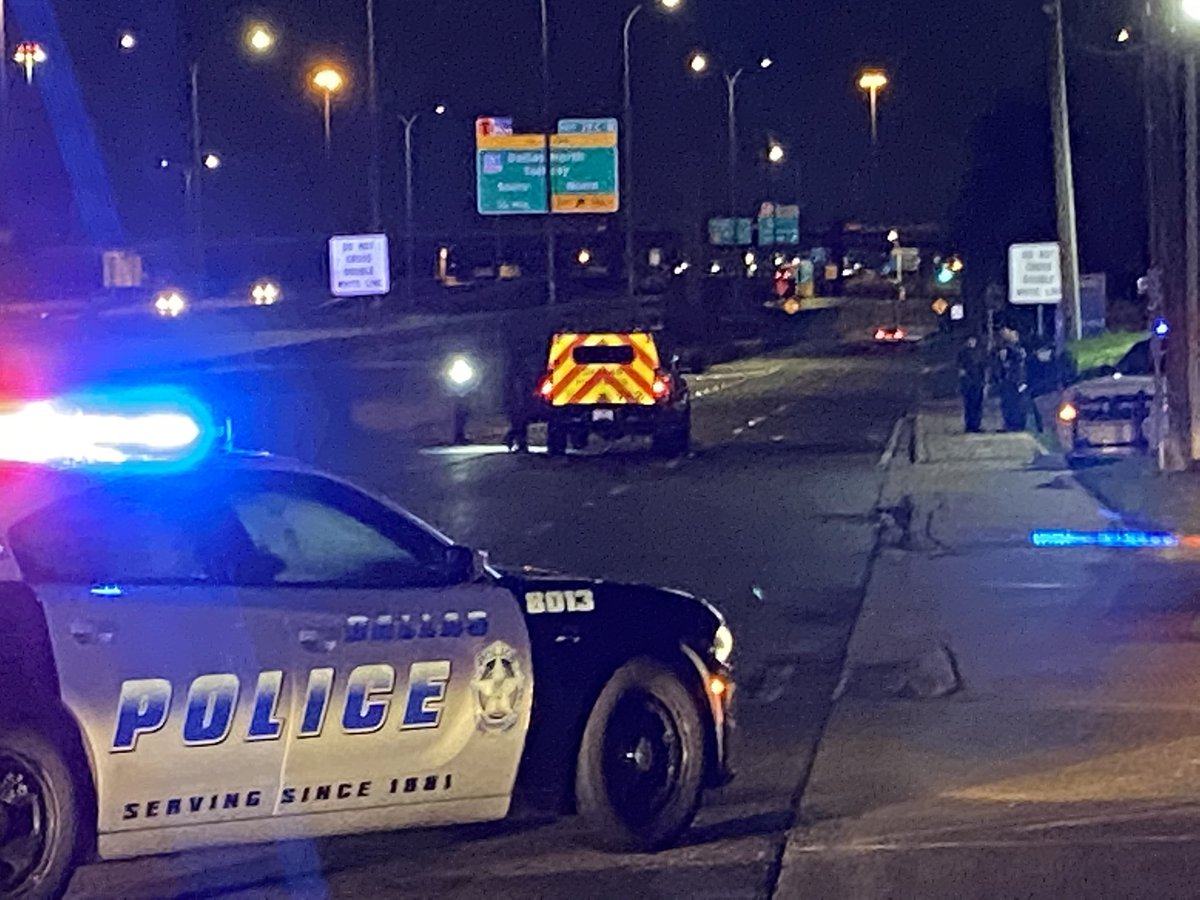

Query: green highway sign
476,134,549,215
550,133,619,213
476,120,619,216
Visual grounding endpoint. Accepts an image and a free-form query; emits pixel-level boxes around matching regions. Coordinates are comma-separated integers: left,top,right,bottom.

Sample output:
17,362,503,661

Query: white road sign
1008,242,1062,305
329,234,391,297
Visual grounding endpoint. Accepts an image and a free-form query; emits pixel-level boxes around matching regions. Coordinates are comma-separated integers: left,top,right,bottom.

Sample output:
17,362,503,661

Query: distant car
1057,338,1160,465
873,325,908,343
537,331,691,456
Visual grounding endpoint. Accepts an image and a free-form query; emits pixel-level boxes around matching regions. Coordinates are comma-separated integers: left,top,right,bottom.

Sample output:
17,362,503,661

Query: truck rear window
573,345,636,365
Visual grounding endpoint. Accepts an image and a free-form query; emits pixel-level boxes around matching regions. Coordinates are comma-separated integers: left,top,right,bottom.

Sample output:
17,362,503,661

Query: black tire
652,413,691,458
0,727,83,899
575,658,706,852
547,423,568,456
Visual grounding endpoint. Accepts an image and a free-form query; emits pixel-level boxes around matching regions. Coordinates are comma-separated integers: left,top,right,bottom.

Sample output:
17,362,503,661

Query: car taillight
538,374,554,400
652,372,671,400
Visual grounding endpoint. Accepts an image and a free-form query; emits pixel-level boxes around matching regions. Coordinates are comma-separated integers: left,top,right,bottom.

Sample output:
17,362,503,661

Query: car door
9,476,291,845
223,469,532,834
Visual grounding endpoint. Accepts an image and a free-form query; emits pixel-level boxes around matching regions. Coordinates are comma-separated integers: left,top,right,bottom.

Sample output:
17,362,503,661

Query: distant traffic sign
550,131,619,213
1009,242,1062,305
329,234,391,297
476,119,619,216
558,117,618,134
709,218,753,246
476,134,548,215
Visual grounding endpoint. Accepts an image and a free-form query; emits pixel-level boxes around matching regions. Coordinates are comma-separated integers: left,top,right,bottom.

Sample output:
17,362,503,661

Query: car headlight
1058,402,1078,423
712,623,733,665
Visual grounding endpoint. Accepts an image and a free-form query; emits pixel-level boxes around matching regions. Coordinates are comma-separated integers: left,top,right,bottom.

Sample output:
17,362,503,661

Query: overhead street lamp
688,50,775,214
767,141,785,164
244,23,276,55
857,68,889,145
311,64,346,157
622,0,684,295
400,103,447,303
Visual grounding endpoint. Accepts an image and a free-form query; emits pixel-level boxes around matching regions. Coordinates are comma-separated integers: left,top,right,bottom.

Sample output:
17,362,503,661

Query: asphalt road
65,341,931,899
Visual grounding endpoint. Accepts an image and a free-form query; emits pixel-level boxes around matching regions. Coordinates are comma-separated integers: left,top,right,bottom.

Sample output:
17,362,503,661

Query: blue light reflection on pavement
1030,530,1179,549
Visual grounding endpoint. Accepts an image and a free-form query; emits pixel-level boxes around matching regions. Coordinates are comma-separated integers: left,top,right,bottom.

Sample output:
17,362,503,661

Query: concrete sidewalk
776,401,1200,898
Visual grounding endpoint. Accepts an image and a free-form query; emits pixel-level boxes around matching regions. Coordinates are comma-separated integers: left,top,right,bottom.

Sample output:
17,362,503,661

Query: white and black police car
0,390,734,898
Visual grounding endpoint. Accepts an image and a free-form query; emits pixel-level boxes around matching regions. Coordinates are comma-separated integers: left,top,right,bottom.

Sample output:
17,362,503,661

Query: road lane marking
608,484,630,497
877,416,910,469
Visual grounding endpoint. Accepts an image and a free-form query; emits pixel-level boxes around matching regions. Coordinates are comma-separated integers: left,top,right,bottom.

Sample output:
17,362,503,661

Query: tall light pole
1181,0,1200,460
857,69,888,145
688,52,773,218
540,0,557,305
366,0,382,230
400,104,446,304
623,0,683,296
311,65,346,157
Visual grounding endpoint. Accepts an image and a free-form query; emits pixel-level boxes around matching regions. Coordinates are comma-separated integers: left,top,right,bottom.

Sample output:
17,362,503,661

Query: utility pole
540,0,557,305
1048,0,1083,344
366,0,382,230
1186,53,1200,462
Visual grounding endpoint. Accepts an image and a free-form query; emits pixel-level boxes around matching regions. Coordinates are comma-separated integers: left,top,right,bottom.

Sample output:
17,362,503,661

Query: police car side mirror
443,545,478,584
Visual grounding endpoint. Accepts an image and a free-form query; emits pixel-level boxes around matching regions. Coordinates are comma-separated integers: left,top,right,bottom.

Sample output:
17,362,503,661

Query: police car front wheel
575,658,706,852
0,727,84,899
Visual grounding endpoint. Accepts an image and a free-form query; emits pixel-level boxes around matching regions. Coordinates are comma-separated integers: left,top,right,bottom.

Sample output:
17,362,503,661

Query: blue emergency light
0,388,217,467
1030,529,1178,549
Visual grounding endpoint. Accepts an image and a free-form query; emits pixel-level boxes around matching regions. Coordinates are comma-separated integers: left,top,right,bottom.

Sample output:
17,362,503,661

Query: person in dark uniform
957,335,989,433
503,332,539,453
995,328,1029,432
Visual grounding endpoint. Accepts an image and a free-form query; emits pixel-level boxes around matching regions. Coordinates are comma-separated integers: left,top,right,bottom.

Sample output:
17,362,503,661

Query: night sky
4,0,1147,280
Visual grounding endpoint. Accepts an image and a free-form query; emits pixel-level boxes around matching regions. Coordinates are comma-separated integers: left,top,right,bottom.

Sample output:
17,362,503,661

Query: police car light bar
0,397,211,465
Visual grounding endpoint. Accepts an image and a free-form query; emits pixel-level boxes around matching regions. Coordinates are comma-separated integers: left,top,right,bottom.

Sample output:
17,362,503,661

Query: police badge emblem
470,641,525,733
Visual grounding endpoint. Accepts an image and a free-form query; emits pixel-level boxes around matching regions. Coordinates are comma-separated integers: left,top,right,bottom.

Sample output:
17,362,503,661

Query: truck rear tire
547,423,568,457
652,414,691,458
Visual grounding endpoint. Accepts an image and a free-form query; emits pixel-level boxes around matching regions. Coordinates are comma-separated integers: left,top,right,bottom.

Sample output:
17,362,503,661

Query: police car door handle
70,619,116,646
298,628,338,653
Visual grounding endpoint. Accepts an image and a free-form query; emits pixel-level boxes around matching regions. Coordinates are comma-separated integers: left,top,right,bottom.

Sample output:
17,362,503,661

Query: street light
400,104,448,303
767,142,785,164
310,65,346,157
688,50,775,214
202,153,221,170
1185,0,1200,21
13,41,46,84
857,68,889,145
119,31,137,52
244,23,276,55
623,0,685,295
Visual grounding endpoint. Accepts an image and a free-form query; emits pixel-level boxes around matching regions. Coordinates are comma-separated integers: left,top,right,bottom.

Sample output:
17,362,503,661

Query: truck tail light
652,372,672,400
537,374,554,400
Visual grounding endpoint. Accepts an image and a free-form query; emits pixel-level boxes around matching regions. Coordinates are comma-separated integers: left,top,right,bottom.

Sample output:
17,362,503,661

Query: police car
0,392,733,898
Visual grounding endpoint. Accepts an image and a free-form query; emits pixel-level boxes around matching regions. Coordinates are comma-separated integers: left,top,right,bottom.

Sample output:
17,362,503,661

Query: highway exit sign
476,118,619,215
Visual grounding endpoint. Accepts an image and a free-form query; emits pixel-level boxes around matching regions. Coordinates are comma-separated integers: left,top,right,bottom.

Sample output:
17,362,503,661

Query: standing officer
957,334,989,433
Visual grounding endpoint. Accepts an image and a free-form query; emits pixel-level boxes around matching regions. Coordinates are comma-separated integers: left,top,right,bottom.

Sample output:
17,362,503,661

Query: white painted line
748,417,767,428
732,427,746,436
877,416,909,469
608,484,631,497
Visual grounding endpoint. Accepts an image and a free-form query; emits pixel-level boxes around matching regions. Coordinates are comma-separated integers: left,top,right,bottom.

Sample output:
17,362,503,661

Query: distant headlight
712,623,733,665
